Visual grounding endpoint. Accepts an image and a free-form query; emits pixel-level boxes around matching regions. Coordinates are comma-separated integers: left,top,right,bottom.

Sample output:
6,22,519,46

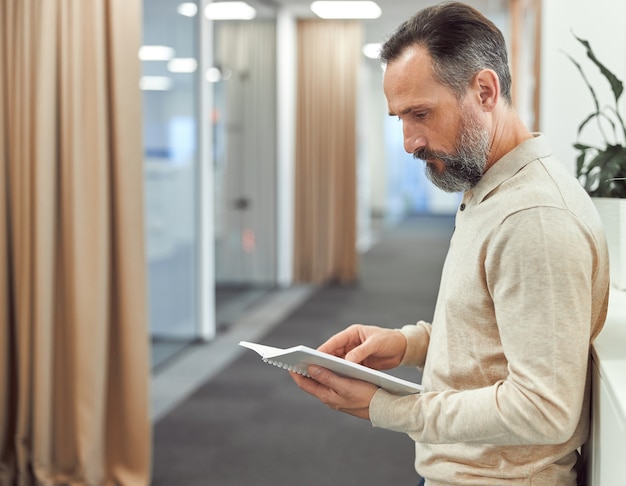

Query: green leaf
577,111,599,137
585,168,601,194
564,51,601,114
574,34,624,103
575,150,588,177
568,35,626,195
602,153,623,180
587,145,626,197
574,142,597,151
586,149,614,172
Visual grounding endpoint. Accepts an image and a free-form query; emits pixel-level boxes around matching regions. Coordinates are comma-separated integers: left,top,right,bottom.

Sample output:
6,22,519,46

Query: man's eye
414,112,427,119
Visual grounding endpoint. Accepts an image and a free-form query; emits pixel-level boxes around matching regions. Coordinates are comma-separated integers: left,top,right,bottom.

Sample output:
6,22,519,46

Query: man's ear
473,69,499,111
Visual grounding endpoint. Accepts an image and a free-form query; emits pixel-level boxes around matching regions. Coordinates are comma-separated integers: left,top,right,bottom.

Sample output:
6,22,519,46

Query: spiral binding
263,358,310,378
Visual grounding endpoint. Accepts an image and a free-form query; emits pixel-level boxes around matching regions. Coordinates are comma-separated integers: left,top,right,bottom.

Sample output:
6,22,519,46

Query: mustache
413,147,449,162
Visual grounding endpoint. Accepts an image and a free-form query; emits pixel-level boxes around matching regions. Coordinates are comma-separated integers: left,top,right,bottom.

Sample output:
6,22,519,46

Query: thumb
344,342,372,364
308,365,337,386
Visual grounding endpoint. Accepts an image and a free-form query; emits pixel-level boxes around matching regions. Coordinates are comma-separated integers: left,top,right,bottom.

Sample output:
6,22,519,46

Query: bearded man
290,2,610,485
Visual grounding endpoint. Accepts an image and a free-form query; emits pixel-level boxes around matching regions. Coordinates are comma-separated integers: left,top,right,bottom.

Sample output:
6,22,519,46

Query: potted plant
567,34,626,288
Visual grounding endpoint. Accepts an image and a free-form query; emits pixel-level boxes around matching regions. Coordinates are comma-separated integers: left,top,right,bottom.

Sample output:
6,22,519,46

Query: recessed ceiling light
205,67,233,83
168,58,198,73
205,67,223,83
205,2,256,20
310,1,382,20
177,3,198,17
138,45,175,61
140,76,173,91
362,43,382,59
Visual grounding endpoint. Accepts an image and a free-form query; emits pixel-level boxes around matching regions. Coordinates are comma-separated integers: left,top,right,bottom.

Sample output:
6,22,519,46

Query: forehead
384,44,431,75
383,45,454,112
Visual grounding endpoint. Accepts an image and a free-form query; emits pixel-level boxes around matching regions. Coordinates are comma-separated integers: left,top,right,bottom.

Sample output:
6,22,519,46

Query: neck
485,105,533,171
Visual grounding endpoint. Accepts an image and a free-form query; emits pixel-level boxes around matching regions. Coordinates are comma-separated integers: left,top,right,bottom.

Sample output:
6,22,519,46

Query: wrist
394,329,409,362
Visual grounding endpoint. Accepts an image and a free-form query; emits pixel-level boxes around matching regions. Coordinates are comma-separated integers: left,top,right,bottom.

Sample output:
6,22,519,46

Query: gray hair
380,2,512,104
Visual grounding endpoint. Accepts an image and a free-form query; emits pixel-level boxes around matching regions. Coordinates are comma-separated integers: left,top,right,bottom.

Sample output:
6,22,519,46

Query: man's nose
403,125,426,155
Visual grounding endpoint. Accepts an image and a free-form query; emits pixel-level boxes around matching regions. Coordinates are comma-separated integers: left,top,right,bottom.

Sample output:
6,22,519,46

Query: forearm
373,296,592,445
370,370,587,446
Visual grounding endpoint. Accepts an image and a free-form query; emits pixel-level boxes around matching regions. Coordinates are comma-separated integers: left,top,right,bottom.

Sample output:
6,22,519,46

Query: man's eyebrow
388,105,428,117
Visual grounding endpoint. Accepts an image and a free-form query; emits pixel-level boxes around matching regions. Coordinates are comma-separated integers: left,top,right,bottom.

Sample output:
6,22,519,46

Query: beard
414,108,490,193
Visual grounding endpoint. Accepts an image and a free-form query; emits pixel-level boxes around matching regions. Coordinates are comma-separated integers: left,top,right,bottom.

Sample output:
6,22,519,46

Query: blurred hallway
151,215,454,485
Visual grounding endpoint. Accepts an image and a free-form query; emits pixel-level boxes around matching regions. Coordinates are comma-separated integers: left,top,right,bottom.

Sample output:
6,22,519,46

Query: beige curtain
0,0,151,484
294,20,361,284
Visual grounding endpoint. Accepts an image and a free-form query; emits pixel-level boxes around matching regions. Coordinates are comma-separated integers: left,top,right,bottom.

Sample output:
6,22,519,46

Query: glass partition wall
142,0,279,368
212,19,278,332
142,0,201,368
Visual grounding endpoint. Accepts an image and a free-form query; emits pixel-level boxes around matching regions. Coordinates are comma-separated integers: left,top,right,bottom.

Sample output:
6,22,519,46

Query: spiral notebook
239,341,423,396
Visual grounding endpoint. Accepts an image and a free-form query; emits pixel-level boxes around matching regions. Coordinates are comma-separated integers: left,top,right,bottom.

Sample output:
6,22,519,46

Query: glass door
141,0,280,365
212,17,278,330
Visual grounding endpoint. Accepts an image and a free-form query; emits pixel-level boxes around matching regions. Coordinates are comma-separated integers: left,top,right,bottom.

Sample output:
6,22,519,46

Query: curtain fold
0,0,151,484
294,20,361,284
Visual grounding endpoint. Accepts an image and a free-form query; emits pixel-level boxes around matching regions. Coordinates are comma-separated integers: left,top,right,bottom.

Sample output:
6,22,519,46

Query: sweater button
460,203,466,211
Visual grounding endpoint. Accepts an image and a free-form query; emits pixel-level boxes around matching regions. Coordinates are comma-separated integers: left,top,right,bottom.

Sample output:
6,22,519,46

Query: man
290,2,610,485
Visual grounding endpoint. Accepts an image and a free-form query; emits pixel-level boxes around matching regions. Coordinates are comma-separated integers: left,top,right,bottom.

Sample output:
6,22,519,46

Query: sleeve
398,320,432,368
370,207,599,446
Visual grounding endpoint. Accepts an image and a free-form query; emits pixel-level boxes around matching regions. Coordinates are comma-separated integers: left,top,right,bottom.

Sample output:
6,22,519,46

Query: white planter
592,197,626,290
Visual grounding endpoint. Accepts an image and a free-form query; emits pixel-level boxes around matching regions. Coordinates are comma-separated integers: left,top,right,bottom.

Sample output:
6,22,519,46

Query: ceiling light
205,67,222,83
362,43,382,59
140,76,173,91
168,58,198,73
205,67,234,83
310,1,381,19
138,45,175,61
204,2,256,20
177,3,198,17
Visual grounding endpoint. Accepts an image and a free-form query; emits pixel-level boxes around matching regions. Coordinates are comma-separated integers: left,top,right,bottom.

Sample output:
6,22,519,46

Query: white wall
540,0,626,174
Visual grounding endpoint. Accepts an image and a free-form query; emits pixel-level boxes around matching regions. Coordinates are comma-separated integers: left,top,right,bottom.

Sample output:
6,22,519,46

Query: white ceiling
251,0,509,43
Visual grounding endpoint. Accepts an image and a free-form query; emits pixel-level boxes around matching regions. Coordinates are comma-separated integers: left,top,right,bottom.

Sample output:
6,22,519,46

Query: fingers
289,367,344,401
337,326,391,364
289,370,326,398
290,366,377,420
344,341,373,364
317,325,400,369
317,325,364,356
290,324,408,420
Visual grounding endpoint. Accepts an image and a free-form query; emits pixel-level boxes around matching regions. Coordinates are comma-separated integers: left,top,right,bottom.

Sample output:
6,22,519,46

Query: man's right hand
317,324,407,371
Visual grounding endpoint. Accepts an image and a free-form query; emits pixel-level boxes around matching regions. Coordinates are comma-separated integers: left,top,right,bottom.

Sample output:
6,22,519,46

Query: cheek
427,128,457,154
431,160,447,173
429,112,463,148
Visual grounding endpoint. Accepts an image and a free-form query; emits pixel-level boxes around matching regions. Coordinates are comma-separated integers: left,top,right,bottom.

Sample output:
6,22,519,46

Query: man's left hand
290,366,379,420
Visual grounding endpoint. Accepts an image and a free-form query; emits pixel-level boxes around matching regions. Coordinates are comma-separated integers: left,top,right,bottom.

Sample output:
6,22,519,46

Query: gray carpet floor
152,215,455,485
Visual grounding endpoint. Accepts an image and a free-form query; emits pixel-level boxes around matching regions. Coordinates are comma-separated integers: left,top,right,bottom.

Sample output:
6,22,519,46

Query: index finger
317,325,363,357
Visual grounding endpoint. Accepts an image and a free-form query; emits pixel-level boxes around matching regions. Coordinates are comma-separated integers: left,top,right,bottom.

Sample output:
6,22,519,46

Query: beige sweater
369,135,610,485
